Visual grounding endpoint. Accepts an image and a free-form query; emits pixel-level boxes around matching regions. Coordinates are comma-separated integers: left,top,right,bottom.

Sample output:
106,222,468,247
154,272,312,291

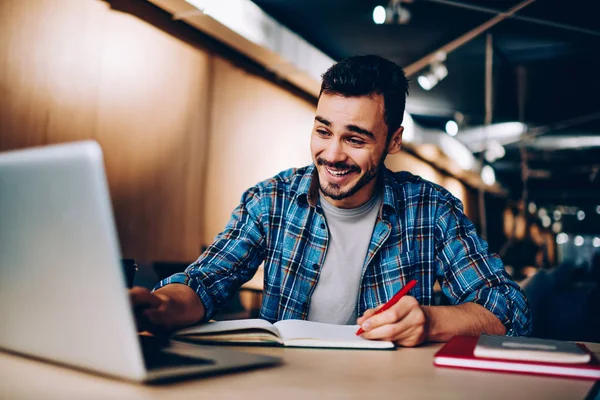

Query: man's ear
387,126,403,155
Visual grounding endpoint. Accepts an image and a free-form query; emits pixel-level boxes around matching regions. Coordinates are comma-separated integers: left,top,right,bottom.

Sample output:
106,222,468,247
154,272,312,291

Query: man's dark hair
320,55,409,141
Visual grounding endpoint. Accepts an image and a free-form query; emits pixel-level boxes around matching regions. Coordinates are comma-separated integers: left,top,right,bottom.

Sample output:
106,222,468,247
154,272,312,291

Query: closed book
474,334,591,363
434,335,600,380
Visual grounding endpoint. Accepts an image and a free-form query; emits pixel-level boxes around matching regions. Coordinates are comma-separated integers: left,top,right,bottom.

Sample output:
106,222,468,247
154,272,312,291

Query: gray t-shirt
307,191,382,325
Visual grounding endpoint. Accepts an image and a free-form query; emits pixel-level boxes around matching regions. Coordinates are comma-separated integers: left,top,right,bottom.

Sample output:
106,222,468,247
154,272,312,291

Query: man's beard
317,155,385,201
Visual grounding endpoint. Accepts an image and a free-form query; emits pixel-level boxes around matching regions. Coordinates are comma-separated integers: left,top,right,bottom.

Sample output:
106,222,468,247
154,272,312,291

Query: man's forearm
153,284,206,329
422,303,506,342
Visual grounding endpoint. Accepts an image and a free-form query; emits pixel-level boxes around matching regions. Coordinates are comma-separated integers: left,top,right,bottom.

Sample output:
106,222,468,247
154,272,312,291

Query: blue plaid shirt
157,164,531,336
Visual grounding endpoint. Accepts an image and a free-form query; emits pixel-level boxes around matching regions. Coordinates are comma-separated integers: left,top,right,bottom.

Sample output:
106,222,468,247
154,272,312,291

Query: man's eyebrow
346,124,375,140
315,116,330,126
315,116,376,140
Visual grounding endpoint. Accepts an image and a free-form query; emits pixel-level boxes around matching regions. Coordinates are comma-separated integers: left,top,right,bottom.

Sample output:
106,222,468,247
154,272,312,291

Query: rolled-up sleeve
154,187,266,321
434,197,532,336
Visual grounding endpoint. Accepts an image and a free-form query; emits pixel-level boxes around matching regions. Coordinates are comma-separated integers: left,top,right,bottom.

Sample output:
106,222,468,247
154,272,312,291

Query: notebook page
275,320,368,342
176,319,281,338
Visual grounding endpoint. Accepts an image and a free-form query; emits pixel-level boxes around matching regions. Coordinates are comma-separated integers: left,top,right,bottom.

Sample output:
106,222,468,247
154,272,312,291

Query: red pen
356,279,418,335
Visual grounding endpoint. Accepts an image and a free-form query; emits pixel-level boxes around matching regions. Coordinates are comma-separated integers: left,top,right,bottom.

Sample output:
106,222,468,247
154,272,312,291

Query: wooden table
1,341,598,399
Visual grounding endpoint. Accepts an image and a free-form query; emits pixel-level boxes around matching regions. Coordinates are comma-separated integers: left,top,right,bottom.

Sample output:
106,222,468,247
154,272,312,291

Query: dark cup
121,258,137,288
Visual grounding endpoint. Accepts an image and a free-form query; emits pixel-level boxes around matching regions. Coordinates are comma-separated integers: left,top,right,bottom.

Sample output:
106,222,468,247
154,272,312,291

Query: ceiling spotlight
551,221,562,233
593,237,600,248
417,52,448,91
445,120,458,136
556,232,568,244
481,165,495,186
577,210,586,221
395,4,411,24
373,6,386,24
574,235,584,247
484,140,506,163
417,74,435,91
596,205,600,214
417,62,448,91
553,210,561,221
372,0,412,25
541,215,551,228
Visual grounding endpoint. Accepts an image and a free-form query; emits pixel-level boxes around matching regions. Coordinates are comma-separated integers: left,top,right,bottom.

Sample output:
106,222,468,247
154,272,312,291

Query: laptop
0,141,280,382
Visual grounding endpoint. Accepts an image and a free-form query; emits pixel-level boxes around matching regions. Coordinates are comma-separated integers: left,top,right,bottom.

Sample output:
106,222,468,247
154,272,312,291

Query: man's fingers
361,315,413,340
130,287,163,308
357,309,375,324
359,296,417,331
144,308,166,326
357,303,385,324
366,306,410,330
360,302,427,347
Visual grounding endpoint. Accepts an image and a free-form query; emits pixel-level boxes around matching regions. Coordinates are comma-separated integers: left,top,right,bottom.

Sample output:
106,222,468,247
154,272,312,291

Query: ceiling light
593,237,600,248
395,5,411,24
445,120,458,136
438,134,476,170
373,6,386,24
457,122,528,153
541,215,551,228
577,210,586,221
431,62,448,80
372,1,411,25
596,205,600,214
481,165,495,185
484,140,506,163
417,74,436,91
529,135,600,150
553,210,561,221
552,222,562,233
574,235,584,247
556,232,568,244
417,62,448,91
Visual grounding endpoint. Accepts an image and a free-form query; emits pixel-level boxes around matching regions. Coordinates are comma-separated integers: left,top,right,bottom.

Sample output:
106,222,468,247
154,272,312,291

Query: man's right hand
129,284,206,333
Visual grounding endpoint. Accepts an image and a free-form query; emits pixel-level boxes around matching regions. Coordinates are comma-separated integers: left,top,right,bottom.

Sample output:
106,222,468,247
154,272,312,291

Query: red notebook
434,335,600,380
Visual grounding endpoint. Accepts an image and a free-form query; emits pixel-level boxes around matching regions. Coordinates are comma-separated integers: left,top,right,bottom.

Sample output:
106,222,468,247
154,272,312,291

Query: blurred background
0,0,598,340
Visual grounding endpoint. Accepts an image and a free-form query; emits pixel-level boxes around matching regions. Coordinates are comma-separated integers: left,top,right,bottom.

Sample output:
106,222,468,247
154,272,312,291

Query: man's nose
322,139,346,162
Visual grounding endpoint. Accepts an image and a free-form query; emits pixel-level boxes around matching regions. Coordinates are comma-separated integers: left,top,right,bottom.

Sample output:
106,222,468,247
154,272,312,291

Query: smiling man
130,55,531,346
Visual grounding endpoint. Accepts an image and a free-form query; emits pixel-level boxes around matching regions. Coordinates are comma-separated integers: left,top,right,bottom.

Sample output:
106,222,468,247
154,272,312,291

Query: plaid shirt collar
294,163,401,218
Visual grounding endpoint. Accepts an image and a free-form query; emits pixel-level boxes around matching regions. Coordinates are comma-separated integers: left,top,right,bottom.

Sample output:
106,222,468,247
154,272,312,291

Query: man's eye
347,138,365,145
316,130,330,136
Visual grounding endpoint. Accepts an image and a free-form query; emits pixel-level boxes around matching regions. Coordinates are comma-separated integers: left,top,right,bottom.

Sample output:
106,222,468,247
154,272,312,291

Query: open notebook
173,319,395,350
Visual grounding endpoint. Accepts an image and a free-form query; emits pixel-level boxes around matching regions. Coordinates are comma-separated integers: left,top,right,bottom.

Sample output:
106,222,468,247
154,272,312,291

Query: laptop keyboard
139,335,214,370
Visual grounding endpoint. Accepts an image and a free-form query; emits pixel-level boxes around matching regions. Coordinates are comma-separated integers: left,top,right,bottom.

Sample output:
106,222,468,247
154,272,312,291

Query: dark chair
524,264,600,342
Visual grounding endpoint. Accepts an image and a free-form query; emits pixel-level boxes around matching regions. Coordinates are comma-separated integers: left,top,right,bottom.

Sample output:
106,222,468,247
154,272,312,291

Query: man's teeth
326,167,351,176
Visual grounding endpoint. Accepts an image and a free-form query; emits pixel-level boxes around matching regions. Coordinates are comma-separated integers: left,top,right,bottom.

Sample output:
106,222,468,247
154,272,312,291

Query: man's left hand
356,296,427,347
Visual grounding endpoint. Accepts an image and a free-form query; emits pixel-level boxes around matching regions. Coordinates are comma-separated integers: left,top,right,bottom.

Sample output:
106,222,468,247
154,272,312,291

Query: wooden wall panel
93,5,211,261
0,0,102,149
0,0,211,261
0,0,478,261
202,56,315,244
